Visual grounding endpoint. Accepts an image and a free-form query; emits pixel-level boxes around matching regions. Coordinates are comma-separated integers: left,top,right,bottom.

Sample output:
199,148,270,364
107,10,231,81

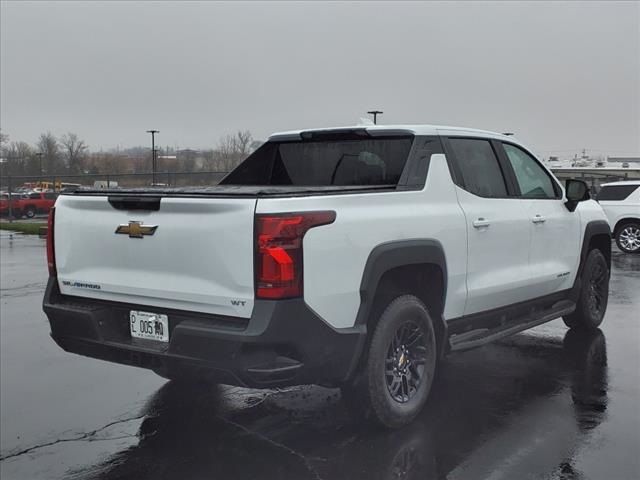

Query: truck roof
269,124,514,141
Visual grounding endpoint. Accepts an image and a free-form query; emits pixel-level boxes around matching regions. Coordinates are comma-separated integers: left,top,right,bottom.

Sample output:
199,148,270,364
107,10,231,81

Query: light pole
146,130,159,184
367,110,383,125
36,152,44,175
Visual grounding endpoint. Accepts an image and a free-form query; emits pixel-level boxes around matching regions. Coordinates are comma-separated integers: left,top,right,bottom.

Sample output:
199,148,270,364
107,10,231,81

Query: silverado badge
115,221,158,238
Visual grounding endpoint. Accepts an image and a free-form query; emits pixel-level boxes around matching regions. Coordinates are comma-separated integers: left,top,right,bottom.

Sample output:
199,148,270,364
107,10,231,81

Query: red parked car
0,193,24,218
16,191,58,218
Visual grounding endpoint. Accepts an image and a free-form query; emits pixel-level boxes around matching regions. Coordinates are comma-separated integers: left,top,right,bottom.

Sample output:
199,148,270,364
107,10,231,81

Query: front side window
29,193,40,199
503,144,558,199
448,138,507,198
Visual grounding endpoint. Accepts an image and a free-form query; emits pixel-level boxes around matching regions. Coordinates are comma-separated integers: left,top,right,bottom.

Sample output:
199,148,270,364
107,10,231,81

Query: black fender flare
344,240,448,381
570,220,611,298
354,239,448,326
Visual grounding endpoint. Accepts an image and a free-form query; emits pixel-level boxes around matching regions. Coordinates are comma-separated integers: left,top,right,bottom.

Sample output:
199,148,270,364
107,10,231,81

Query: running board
449,300,576,352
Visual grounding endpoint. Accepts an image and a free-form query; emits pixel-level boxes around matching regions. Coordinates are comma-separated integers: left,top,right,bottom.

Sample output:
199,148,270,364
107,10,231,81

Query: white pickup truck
43,125,611,428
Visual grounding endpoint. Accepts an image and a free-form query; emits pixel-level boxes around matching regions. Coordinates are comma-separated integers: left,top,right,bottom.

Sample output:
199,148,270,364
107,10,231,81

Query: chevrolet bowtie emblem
115,221,158,238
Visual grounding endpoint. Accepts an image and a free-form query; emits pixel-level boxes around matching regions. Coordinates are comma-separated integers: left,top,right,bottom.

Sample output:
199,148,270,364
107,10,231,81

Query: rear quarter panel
256,155,467,329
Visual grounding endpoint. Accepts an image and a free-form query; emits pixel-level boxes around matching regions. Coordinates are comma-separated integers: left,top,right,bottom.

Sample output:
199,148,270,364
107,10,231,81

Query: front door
499,142,581,297
446,137,532,316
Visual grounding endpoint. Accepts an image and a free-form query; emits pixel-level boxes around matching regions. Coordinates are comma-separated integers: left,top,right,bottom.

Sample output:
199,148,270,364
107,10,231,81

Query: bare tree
235,130,253,155
85,152,129,175
4,141,34,176
37,132,62,174
201,149,216,171
214,130,254,172
60,132,88,173
0,130,8,151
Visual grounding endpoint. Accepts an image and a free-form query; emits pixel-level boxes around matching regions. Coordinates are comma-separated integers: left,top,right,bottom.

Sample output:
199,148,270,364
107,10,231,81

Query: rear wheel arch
613,218,640,253
355,240,448,360
613,217,640,236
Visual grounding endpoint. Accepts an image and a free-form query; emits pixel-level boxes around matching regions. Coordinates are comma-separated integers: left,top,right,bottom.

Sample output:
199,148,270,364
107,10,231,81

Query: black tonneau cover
62,184,397,198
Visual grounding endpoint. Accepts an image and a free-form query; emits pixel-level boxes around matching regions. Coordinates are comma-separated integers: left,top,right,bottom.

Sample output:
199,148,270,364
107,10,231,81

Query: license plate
130,310,169,342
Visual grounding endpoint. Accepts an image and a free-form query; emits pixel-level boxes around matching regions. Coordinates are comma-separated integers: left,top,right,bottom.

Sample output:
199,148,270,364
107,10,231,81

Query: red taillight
255,211,336,299
46,207,56,276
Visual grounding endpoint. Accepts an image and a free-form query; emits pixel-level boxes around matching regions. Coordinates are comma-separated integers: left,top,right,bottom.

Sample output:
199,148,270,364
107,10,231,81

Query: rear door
498,142,581,297
54,195,257,318
444,136,532,315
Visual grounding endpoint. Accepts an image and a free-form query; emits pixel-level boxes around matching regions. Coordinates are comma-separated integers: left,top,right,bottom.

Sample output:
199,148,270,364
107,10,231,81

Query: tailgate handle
108,196,161,211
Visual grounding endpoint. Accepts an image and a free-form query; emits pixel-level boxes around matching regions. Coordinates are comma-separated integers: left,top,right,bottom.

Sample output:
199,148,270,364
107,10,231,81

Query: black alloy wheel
385,321,428,404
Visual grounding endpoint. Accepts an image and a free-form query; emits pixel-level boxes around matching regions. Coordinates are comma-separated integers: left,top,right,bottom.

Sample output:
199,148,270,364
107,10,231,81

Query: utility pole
367,110,383,125
36,152,44,175
146,130,159,185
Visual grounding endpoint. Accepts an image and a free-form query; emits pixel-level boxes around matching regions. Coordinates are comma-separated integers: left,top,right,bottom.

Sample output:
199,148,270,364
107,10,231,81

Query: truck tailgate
54,195,256,318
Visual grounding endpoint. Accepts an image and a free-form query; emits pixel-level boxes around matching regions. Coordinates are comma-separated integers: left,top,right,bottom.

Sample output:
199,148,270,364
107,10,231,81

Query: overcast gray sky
1,1,639,157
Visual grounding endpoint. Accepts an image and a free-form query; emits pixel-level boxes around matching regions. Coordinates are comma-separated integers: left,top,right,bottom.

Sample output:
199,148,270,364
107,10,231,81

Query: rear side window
29,193,40,199
222,136,413,186
448,138,507,197
44,193,57,200
502,143,559,199
597,185,639,201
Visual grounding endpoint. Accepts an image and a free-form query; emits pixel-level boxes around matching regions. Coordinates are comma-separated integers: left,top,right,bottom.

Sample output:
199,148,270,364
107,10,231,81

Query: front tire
563,249,609,331
25,206,36,219
342,295,437,429
615,222,640,254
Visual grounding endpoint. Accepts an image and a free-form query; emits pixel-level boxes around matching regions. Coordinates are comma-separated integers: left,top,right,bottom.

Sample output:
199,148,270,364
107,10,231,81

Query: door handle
473,218,491,228
532,214,546,224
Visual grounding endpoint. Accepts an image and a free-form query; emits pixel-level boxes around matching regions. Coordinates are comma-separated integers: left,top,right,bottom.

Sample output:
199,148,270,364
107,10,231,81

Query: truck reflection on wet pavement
1,234,638,480
70,329,608,480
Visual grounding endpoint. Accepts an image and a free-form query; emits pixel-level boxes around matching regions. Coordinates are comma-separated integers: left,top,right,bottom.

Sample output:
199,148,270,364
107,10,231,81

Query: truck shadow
70,328,608,480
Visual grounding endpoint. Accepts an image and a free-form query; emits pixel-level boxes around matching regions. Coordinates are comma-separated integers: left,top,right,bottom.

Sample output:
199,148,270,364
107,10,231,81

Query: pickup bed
43,124,611,428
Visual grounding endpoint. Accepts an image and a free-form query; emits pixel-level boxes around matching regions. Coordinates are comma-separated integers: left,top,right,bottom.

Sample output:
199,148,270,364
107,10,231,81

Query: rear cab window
221,132,414,187
597,185,639,201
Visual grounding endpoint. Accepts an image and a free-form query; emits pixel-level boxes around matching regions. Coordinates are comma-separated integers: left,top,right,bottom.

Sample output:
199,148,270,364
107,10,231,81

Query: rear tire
615,222,640,254
563,249,609,331
25,206,36,219
341,295,437,429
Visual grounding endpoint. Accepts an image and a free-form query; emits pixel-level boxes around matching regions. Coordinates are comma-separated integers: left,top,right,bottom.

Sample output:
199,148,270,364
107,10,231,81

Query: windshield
221,136,413,186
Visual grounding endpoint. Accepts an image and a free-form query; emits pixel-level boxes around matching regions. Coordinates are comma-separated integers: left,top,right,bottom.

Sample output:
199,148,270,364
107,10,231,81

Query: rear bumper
43,278,365,388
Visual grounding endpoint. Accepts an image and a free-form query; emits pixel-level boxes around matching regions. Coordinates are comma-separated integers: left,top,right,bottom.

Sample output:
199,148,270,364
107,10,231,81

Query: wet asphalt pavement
1,232,639,480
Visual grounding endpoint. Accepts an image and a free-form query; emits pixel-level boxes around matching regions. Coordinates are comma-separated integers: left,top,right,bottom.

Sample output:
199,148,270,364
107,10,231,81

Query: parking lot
0,231,638,480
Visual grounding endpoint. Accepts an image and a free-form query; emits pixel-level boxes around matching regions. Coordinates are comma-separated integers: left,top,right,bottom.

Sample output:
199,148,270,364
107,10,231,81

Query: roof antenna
503,132,515,136
367,110,383,125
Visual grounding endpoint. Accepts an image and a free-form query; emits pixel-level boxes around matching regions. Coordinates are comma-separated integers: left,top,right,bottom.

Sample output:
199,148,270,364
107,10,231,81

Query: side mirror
565,179,590,212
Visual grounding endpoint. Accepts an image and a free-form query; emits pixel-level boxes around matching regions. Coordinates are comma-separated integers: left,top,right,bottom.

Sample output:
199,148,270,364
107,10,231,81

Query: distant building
550,166,640,193
607,157,640,164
